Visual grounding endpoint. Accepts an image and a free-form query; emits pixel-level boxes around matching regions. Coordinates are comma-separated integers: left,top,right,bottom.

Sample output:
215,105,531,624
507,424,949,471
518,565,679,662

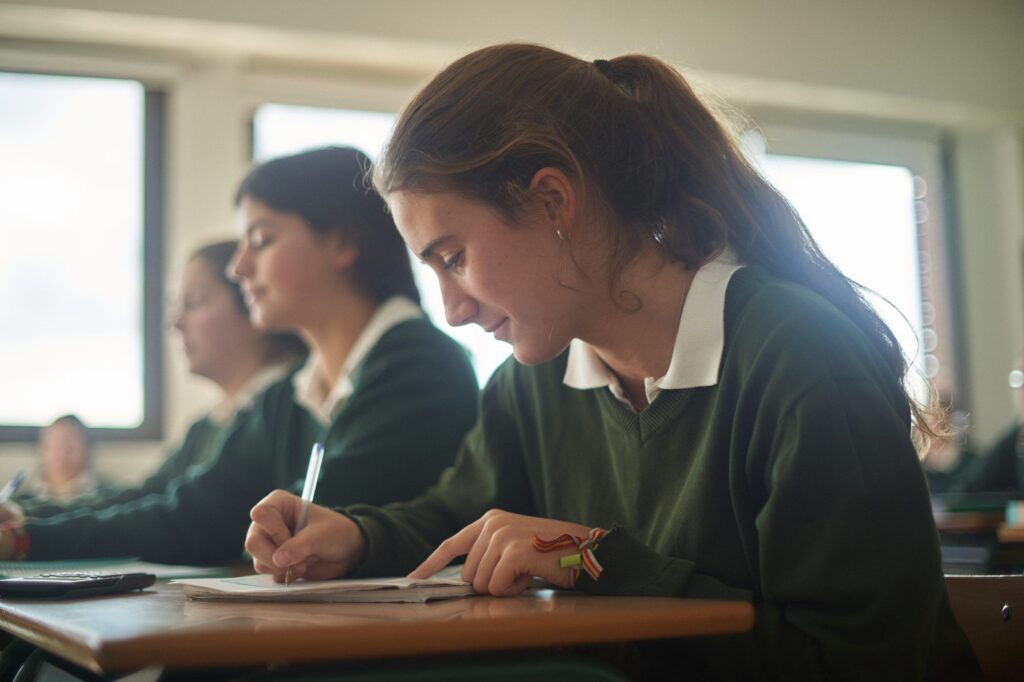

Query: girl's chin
252,309,302,335
510,342,563,367
251,307,281,329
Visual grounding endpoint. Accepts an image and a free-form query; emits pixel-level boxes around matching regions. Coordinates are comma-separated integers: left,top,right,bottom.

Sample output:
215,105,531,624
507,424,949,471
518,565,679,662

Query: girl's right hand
245,489,366,583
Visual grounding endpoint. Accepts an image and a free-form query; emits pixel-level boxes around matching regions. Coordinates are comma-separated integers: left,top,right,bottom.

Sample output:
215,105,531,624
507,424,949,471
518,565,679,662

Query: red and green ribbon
533,527,608,586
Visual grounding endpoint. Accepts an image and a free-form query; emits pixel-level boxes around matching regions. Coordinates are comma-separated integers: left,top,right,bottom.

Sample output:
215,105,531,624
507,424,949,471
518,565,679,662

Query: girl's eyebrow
244,218,273,235
419,235,453,260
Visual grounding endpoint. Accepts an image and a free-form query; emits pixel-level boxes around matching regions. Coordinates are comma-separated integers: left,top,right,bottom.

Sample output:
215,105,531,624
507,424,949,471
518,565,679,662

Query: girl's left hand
408,509,592,596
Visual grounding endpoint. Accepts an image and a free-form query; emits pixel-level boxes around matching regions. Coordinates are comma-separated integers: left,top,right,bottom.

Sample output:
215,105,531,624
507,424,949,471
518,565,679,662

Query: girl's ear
529,167,578,236
326,233,359,271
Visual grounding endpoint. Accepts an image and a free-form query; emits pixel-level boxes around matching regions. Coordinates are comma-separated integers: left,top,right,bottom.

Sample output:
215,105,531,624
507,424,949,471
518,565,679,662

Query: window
252,103,513,385
743,119,959,403
0,72,164,440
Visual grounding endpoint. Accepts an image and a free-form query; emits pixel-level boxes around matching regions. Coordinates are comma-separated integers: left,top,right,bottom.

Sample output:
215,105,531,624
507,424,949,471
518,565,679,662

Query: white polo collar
293,296,423,426
208,362,294,425
563,251,743,406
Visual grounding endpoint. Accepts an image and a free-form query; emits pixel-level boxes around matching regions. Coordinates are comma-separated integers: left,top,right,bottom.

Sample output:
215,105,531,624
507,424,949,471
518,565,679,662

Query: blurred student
6,241,305,519
17,415,107,504
0,147,478,565
246,46,979,680
937,358,1024,494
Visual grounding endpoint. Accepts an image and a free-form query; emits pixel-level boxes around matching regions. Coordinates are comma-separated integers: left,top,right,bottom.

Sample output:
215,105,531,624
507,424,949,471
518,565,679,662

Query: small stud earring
556,229,566,242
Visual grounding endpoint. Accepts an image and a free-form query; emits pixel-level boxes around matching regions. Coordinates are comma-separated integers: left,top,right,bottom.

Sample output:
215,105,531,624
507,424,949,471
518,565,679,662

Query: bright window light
252,103,513,385
760,154,925,394
0,72,146,428
253,104,396,163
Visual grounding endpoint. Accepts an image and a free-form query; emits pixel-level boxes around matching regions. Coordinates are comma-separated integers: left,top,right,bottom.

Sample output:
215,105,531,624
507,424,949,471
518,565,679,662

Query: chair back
945,574,1024,681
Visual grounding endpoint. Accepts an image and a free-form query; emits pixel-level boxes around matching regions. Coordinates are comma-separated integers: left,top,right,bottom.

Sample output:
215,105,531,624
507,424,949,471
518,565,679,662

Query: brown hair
374,43,939,447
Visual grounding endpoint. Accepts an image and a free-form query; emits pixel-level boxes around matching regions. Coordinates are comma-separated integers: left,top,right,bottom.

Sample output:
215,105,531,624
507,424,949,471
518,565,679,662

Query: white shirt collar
293,296,423,426
563,251,743,406
208,362,294,425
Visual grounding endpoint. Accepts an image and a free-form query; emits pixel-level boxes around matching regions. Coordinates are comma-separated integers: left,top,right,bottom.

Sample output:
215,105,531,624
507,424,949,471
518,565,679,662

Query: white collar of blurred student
209,362,294,425
563,250,743,408
293,296,424,426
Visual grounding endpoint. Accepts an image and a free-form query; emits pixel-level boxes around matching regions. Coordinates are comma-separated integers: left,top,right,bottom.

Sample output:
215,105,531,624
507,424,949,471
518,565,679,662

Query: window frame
0,71,166,443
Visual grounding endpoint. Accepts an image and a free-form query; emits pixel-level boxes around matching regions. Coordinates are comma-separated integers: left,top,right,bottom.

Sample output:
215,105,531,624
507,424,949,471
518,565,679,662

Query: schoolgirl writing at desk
246,47,979,679
0,147,478,565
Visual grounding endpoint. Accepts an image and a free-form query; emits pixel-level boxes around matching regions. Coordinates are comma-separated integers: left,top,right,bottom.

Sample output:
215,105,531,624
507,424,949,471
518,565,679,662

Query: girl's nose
227,243,250,280
170,307,186,332
441,282,478,327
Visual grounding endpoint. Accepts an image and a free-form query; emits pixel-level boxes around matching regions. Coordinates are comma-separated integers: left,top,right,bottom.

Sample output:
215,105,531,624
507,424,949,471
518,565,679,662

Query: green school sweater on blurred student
25,300,479,565
344,266,980,681
15,366,291,518
944,424,1023,495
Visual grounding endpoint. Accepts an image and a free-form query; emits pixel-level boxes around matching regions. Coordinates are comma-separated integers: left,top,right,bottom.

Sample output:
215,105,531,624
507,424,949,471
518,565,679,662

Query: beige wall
0,0,1022,481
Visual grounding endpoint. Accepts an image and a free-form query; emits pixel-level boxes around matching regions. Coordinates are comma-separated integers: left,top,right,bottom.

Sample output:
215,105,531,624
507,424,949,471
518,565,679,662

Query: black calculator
0,572,156,599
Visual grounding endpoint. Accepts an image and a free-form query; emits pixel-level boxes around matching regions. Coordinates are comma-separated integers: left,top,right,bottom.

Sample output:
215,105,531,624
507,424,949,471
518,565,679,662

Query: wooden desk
0,585,754,676
996,524,1024,543
933,511,1004,534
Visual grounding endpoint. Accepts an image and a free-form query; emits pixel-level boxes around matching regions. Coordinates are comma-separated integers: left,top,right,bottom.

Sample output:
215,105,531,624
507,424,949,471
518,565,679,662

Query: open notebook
173,565,477,603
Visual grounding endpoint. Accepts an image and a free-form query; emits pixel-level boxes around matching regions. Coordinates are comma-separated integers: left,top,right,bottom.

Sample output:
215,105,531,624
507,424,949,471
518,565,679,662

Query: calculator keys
35,573,117,580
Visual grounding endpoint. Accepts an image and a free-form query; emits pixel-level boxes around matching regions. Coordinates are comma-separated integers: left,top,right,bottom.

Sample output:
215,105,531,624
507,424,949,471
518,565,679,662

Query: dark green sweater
947,424,1022,494
16,417,230,517
346,268,979,681
26,318,479,566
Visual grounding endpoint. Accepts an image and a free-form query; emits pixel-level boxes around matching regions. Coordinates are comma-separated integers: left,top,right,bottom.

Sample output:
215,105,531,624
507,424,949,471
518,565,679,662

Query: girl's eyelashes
181,292,211,313
249,231,272,250
441,251,464,271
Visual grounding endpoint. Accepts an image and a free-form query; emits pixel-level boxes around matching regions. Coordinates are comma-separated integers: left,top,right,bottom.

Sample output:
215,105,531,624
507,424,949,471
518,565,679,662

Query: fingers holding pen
250,490,300,541
247,489,301,577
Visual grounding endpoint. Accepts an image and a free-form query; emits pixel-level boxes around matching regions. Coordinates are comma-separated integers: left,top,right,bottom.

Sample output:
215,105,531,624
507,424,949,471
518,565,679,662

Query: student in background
246,45,980,680
0,147,479,565
4,240,305,519
17,414,107,504
952,427,1024,494
935,357,1024,494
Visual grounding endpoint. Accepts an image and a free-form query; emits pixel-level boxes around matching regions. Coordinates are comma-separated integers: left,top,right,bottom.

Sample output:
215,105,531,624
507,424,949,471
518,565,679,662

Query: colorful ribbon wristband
533,527,608,587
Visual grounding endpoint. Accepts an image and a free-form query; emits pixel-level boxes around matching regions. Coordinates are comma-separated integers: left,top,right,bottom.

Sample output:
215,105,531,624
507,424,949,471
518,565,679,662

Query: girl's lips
244,288,264,306
491,318,509,340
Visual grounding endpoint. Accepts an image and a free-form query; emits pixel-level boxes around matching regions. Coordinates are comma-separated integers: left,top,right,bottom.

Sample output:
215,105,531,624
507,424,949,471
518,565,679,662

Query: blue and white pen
0,470,26,505
285,443,325,585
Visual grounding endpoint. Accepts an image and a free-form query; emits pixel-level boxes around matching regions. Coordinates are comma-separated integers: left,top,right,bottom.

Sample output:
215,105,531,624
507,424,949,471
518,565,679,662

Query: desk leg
11,650,108,682
0,640,35,682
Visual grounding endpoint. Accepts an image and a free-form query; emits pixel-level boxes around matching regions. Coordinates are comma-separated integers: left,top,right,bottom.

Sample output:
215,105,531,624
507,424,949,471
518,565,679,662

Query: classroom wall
1,0,1022,482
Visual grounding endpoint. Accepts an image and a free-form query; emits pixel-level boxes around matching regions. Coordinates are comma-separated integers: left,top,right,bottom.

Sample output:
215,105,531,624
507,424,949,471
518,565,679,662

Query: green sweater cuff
336,507,382,578
575,526,754,601
575,525,694,596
